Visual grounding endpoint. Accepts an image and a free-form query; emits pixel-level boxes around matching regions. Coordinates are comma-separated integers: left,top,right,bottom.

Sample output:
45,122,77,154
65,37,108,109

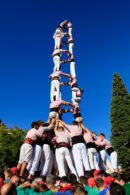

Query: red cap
10,167,18,175
37,180,44,185
104,176,115,187
94,170,101,178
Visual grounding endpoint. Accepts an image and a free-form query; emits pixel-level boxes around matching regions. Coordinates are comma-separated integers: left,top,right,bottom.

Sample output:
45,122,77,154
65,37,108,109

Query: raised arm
81,123,90,133
60,72,72,78
54,119,59,132
63,100,73,107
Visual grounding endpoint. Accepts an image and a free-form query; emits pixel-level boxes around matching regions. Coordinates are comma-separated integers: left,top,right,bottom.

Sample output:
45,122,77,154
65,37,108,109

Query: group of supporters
17,119,119,180
0,166,130,194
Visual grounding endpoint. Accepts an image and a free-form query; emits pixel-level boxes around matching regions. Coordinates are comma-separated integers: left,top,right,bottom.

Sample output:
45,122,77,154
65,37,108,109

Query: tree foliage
110,73,130,168
0,125,26,168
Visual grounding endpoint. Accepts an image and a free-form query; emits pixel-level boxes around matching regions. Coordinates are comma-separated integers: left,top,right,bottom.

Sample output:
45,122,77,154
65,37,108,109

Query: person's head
79,176,87,186
99,133,105,141
60,176,68,187
31,121,38,129
74,186,86,195
10,167,18,176
31,178,44,191
96,170,108,178
37,120,44,127
95,178,105,191
123,169,130,183
109,182,125,195
72,121,78,126
68,174,78,186
1,182,16,195
10,176,20,186
91,132,97,139
46,175,55,189
56,26,62,31
84,171,93,179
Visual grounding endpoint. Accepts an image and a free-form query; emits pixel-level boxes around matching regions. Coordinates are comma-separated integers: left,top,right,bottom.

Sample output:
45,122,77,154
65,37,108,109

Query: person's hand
22,181,31,188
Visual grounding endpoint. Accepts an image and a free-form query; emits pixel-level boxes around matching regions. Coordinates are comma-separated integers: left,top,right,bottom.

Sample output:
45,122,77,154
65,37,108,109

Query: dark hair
100,133,105,137
44,123,49,127
56,25,62,29
61,176,68,183
121,170,130,183
79,176,87,185
97,170,108,177
72,121,78,126
68,174,77,185
31,121,38,128
84,171,93,179
91,131,97,135
37,120,44,126
110,182,125,195
111,172,124,181
95,178,104,188
40,175,46,182
74,186,86,195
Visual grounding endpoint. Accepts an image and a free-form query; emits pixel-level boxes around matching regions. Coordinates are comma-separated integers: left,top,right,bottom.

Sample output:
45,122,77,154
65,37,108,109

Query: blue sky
0,0,130,139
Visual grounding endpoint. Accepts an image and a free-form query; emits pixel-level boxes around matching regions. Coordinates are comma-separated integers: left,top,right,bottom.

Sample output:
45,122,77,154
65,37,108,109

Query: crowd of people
0,165,130,194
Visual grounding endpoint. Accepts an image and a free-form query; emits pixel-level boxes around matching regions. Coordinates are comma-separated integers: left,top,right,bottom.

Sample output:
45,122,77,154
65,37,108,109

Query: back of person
124,183,130,195
110,182,126,195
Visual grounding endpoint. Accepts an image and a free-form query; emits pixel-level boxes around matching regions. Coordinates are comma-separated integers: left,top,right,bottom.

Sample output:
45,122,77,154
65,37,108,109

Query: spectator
95,178,109,195
110,182,125,195
1,182,16,195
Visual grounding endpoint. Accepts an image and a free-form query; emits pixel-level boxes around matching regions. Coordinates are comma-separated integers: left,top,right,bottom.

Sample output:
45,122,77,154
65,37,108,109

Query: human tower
49,20,83,122
17,21,119,179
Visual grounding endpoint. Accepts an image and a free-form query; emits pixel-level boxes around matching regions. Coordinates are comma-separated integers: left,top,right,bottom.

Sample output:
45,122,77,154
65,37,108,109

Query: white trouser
50,80,60,102
53,56,61,72
99,150,114,172
110,151,118,170
46,149,53,176
28,144,42,175
40,144,51,176
69,43,74,57
72,88,77,99
54,37,61,50
72,143,91,177
88,148,99,170
19,143,33,164
55,147,77,177
72,89,81,105
70,61,76,78
68,27,72,38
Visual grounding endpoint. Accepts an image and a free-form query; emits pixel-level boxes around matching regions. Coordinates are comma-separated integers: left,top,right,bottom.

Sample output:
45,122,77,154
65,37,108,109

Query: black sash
72,135,85,145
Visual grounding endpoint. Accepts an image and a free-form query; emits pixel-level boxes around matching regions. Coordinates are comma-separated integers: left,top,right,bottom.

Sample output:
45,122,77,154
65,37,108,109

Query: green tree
110,73,130,168
0,125,26,168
